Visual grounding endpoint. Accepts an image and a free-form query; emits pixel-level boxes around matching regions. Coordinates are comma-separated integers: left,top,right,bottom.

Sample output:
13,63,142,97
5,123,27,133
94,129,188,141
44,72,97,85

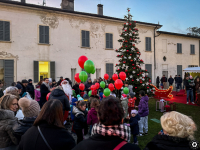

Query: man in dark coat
19,80,29,97
156,76,160,88
176,75,182,92
26,79,35,99
57,76,63,86
185,76,195,104
0,82,4,98
72,82,80,96
85,78,92,94
161,75,167,89
168,76,174,86
40,78,51,108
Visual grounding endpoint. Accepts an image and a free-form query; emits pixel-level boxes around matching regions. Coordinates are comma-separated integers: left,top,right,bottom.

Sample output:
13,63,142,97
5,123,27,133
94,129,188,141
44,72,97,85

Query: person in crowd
71,98,78,122
19,79,29,97
161,75,167,89
168,75,174,86
110,90,116,97
96,79,100,83
0,94,19,149
40,78,52,108
13,97,40,141
126,110,140,145
34,85,41,103
121,94,128,120
61,80,73,103
48,86,70,116
85,78,92,94
124,81,133,93
49,78,53,88
37,79,44,88
128,92,136,117
144,111,197,150
26,79,35,99
93,79,97,84
57,76,64,86
73,81,80,96
11,82,16,86
177,75,183,92
4,86,20,100
72,96,140,150
156,76,160,89
16,83,23,96
0,81,4,98
185,76,195,104
65,78,72,87
73,100,88,144
87,99,99,135
135,90,149,136
195,76,200,104
18,99,76,150
52,79,57,87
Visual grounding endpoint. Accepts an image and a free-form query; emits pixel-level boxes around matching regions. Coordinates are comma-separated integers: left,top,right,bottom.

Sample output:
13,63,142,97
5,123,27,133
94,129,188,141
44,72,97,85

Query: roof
183,67,200,73
0,0,162,28
157,31,200,39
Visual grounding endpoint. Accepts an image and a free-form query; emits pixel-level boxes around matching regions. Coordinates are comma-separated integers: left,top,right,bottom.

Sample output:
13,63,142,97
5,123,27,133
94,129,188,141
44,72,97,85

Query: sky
13,0,200,34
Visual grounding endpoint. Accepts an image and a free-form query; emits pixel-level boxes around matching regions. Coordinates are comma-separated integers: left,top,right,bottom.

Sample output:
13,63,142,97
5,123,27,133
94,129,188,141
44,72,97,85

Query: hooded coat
138,96,149,117
121,98,128,119
73,106,87,130
0,109,18,148
71,98,78,121
19,83,27,97
49,89,70,114
87,108,98,125
129,114,140,135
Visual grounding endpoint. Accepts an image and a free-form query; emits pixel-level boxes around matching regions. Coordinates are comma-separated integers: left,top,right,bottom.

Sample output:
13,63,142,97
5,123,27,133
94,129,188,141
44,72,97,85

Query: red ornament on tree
123,61,126,63
130,38,132,40
125,70,128,72
125,30,127,32
135,87,137,89
147,87,149,89
126,50,129,52
131,60,133,62
132,64,134,66
133,44,135,46
133,67,136,69
137,74,139,76
129,23,131,25
133,32,135,34
130,54,132,56
132,79,134,81
126,46,127,47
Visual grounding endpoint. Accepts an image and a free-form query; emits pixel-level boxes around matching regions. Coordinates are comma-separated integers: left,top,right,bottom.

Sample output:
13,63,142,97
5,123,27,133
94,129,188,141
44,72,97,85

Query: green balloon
88,90,92,97
123,87,129,94
79,71,88,82
100,81,105,89
91,68,96,74
84,60,95,74
104,88,111,97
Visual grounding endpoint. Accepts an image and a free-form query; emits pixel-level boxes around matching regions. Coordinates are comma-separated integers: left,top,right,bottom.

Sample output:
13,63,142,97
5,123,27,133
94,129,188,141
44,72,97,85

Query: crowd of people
0,76,198,150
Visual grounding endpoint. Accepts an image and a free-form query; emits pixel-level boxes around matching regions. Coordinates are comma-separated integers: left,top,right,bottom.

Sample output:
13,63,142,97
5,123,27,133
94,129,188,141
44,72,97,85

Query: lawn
134,98,200,150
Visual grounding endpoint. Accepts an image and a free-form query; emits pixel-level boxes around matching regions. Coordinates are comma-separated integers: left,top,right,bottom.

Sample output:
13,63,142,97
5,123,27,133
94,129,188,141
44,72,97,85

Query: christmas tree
115,8,154,99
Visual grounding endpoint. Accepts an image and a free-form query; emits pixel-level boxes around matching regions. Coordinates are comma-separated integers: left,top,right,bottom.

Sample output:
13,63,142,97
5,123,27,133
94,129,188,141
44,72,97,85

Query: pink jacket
34,89,41,101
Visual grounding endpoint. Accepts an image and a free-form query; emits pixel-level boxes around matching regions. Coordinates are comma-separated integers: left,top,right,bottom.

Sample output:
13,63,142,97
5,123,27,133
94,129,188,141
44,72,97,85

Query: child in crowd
87,99,99,135
128,92,136,117
121,94,128,120
126,110,140,145
73,100,88,144
135,90,149,136
34,85,41,103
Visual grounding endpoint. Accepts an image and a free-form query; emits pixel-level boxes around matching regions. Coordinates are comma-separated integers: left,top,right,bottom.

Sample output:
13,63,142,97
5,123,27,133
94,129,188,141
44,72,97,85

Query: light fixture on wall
163,56,166,61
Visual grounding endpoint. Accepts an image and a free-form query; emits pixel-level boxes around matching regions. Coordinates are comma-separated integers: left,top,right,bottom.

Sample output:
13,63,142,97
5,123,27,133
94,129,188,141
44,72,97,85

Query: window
0,21,10,41
106,63,113,79
188,65,198,68
106,33,113,49
39,25,49,44
177,43,182,53
145,37,151,51
177,65,182,77
71,68,76,85
81,30,90,47
145,64,152,82
190,45,195,54
96,68,101,79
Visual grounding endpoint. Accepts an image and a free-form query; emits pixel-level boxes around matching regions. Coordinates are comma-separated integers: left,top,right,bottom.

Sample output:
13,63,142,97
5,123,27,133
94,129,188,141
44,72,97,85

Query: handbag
38,126,53,150
113,141,127,150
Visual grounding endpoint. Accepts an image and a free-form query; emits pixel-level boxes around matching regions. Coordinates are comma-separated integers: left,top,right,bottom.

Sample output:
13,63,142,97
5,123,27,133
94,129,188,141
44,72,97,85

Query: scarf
92,123,131,142
42,82,50,91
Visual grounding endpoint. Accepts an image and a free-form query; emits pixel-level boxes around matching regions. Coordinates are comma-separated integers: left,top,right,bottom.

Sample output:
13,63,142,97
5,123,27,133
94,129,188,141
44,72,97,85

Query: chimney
97,4,103,15
21,0,26,3
61,0,74,11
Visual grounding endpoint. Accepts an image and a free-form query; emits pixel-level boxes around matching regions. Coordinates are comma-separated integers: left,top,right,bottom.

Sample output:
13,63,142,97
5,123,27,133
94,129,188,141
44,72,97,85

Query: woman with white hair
144,111,197,150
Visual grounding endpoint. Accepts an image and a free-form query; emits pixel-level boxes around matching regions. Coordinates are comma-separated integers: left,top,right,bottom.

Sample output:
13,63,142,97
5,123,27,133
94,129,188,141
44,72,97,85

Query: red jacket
128,98,136,107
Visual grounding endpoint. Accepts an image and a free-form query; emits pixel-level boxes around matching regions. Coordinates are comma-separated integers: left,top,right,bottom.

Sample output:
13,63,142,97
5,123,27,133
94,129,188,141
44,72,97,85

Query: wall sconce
163,56,166,61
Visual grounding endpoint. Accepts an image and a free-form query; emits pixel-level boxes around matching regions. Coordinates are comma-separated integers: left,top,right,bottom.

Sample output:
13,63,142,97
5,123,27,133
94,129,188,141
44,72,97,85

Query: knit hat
77,95,84,101
22,79,28,83
49,78,52,83
131,109,138,115
28,79,32,82
83,94,89,99
129,92,135,98
18,98,40,117
16,83,22,90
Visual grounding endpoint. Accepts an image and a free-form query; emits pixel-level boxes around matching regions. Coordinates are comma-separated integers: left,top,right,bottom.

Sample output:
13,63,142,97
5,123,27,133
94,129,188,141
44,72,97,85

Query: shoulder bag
38,126,53,150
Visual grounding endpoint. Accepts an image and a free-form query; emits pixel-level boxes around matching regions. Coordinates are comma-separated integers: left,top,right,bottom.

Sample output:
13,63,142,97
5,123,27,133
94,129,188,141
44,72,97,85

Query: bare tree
187,27,200,36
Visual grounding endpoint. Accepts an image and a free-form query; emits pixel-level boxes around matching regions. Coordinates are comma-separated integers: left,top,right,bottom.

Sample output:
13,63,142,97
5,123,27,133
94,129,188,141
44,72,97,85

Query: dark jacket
177,77,183,84
85,81,92,93
185,79,194,90
138,96,149,117
18,123,76,150
168,78,174,84
40,83,50,103
174,77,178,83
87,108,98,125
12,117,36,141
19,83,26,97
49,89,70,114
161,77,167,83
71,98,78,121
73,107,87,130
57,79,62,86
144,134,198,150
0,109,18,148
129,114,140,135
26,83,35,99
0,89,3,98
72,84,80,95
156,77,160,84
72,134,140,150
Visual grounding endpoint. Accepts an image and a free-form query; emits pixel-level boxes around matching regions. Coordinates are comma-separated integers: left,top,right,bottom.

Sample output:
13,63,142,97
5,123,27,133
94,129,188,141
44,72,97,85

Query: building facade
0,0,199,88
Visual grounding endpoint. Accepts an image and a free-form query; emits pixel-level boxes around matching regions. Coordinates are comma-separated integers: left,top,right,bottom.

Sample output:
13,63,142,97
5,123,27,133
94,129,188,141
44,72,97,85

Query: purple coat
34,89,41,101
138,95,149,117
87,108,98,125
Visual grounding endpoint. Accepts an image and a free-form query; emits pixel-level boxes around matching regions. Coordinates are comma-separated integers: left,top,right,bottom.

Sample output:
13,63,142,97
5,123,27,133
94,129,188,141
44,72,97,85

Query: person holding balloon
85,78,93,94
128,92,136,117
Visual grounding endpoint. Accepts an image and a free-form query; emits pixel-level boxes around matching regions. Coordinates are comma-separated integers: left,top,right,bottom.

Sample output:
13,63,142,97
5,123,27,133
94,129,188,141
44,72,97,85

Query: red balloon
114,79,123,90
46,92,51,101
91,85,96,91
78,55,88,69
104,74,109,80
95,83,100,89
108,83,115,91
74,73,81,83
79,83,85,91
119,72,126,81
112,74,118,81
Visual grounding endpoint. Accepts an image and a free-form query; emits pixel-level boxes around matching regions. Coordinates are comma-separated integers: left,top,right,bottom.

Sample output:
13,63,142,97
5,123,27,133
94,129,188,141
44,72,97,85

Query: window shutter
0,21,3,41
82,30,85,47
4,60,14,87
110,34,113,49
177,65,182,77
50,61,55,80
148,38,151,51
45,26,49,44
106,33,109,48
39,26,44,43
86,31,90,47
106,63,113,79
180,44,182,53
33,61,39,83
145,64,152,82
145,37,148,51
4,21,10,41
